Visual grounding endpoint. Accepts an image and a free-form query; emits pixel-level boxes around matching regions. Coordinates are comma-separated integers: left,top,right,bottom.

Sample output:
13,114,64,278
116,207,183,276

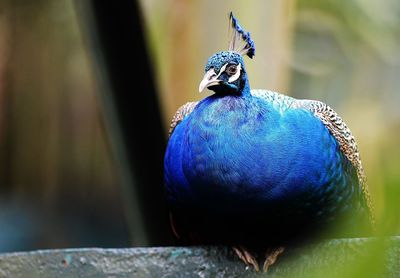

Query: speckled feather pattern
169,101,198,136
168,89,374,227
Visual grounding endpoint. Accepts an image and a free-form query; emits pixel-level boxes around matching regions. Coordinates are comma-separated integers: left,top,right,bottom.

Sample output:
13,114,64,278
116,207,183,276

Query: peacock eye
226,64,238,76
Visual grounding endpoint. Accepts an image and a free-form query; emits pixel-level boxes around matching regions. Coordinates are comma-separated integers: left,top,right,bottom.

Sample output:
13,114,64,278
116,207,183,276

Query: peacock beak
199,68,222,92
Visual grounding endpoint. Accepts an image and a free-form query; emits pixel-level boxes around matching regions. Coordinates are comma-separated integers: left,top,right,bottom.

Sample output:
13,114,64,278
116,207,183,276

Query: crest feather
228,12,255,59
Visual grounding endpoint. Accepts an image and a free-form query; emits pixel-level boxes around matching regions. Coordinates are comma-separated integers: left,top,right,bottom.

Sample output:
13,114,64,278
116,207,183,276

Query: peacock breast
166,95,346,209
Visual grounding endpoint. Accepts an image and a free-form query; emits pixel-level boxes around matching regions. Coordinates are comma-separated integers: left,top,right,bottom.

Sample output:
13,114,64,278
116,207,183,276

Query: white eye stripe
228,63,241,83
216,63,228,78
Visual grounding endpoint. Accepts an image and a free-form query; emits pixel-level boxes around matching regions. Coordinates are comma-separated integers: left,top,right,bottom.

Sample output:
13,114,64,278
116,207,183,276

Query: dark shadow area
78,1,173,246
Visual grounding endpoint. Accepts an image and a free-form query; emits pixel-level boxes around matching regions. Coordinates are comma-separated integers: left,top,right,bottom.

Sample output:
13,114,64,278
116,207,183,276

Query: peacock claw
233,246,260,272
263,246,285,272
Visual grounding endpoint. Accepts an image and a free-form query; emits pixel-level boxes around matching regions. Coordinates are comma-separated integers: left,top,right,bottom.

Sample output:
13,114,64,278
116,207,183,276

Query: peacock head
199,12,255,95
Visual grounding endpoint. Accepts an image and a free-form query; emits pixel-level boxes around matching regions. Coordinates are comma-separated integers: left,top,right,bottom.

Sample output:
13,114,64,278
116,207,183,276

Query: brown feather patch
168,101,199,136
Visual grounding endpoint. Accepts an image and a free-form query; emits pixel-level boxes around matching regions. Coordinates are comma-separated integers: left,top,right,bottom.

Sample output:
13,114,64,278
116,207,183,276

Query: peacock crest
228,12,255,58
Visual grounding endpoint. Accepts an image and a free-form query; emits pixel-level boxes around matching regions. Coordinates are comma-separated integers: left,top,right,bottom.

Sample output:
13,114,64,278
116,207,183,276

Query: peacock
164,12,374,272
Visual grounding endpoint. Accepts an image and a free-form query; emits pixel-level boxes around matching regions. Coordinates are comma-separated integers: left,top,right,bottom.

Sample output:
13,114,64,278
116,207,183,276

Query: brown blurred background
0,0,399,253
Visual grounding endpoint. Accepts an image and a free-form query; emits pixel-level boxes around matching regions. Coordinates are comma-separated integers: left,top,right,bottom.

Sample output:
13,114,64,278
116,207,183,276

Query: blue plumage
166,93,353,212
164,13,372,271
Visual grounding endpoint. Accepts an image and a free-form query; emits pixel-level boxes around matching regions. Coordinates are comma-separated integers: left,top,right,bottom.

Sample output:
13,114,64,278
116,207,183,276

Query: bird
164,12,374,272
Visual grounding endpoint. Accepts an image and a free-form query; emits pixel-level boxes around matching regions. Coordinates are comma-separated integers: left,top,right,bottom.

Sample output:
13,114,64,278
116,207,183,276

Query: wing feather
168,101,199,136
167,101,199,241
251,89,375,227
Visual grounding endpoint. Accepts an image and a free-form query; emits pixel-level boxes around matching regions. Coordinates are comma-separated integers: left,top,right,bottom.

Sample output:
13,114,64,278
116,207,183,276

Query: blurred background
0,0,399,271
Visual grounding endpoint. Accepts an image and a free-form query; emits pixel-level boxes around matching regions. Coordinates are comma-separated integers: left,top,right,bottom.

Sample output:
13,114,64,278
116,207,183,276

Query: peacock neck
240,78,251,97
